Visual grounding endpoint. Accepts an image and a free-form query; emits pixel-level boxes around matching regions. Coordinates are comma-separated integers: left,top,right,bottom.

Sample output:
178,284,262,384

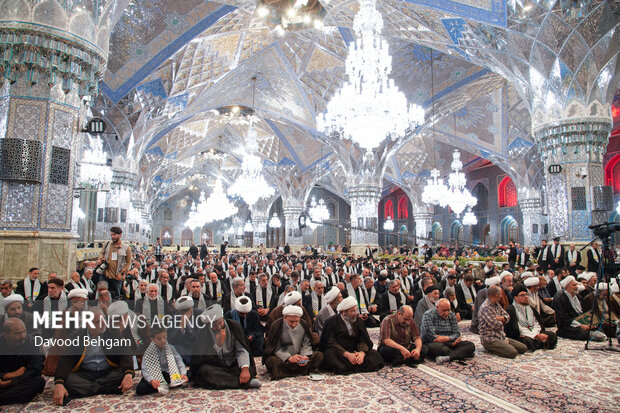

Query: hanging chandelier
462,207,477,226
78,135,113,188
445,150,477,216
317,0,424,151
244,220,254,232
269,212,282,228
308,196,329,223
383,215,394,231
186,178,238,229
185,193,206,230
422,169,449,207
228,77,275,206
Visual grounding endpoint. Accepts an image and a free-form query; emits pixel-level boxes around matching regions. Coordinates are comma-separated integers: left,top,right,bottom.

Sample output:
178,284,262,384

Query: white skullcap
67,288,88,300
485,276,501,287
520,272,534,279
235,296,252,313
283,291,302,306
611,284,619,294
380,269,388,276
283,305,303,317
596,283,608,291
561,275,576,289
524,277,539,287
324,287,340,304
579,272,596,282
2,294,23,307
577,284,586,292
201,304,223,322
499,271,512,280
337,296,358,313
107,301,129,317
175,296,193,312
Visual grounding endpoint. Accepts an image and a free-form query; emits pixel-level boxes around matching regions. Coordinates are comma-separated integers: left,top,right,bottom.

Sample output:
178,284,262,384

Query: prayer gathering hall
1,0,620,411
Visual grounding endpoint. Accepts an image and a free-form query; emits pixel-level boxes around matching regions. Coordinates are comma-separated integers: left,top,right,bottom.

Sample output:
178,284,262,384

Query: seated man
266,291,316,344
107,301,149,356
525,277,556,327
470,276,501,334
252,273,277,322
343,274,379,328
378,305,427,366
224,296,265,357
53,309,134,406
414,286,440,327
455,275,476,320
190,304,261,389
478,286,527,359
263,305,323,380
318,296,384,374
168,296,198,366
506,283,557,351
552,276,606,342
303,280,326,321
420,298,476,363
136,283,168,322
0,319,45,405
0,294,36,334
188,280,208,312
137,326,188,395
444,287,461,321
380,279,409,320
314,287,342,337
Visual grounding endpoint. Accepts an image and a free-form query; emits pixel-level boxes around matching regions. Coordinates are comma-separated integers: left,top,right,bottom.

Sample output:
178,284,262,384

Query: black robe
505,304,557,350
551,291,590,340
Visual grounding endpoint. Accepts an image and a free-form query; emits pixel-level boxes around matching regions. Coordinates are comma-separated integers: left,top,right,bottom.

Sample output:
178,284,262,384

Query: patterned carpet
4,323,620,412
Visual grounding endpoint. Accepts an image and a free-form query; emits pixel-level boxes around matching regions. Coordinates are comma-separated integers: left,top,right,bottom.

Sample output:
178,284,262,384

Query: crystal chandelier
244,220,254,232
227,119,275,206
421,169,449,207
185,178,238,229
462,208,478,226
308,196,329,224
383,215,394,231
317,0,424,151
78,135,112,188
445,150,477,216
269,212,282,228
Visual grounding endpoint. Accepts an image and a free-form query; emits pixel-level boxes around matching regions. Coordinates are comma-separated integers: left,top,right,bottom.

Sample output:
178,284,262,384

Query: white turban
67,288,88,300
235,296,252,313
337,296,357,313
201,304,224,322
283,291,302,306
578,272,596,282
107,301,129,317
524,277,540,287
175,296,193,312
282,305,303,317
485,276,501,287
324,287,340,304
2,294,23,308
561,275,576,289
596,283,608,291
520,272,534,279
499,271,512,280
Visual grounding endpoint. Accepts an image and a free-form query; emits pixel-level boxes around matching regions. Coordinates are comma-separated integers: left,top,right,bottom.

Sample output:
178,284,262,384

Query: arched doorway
498,176,518,207
500,216,519,244
432,222,443,244
161,227,173,246
181,228,194,247
201,228,213,245
604,153,620,194
482,224,491,246
450,220,463,243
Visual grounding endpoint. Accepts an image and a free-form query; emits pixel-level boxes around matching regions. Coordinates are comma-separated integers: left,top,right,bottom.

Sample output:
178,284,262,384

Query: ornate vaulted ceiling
90,0,620,212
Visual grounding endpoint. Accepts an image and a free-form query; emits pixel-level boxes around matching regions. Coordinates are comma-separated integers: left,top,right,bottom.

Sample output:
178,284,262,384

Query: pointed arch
500,216,519,244
384,199,394,219
398,196,409,219
605,153,620,194
498,176,517,207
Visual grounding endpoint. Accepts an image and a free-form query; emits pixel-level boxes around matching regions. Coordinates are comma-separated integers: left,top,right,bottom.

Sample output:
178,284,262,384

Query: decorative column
347,184,380,253
250,196,275,247
283,203,304,248
95,167,137,240
534,117,610,241
0,1,117,280
412,205,433,245
518,188,543,247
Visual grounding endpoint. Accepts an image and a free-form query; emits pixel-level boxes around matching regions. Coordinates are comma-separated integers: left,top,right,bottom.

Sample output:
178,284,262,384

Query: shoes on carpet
247,379,262,389
435,356,451,364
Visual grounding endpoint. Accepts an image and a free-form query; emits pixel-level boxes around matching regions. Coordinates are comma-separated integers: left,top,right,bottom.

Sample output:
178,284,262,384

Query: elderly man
206,272,223,304
223,278,252,314
190,304,261,389
53,309,134,406
378,305,427,366
478,286,527,358
65,272,85,293
267,291,316,341
156,270,176,302
380,279,410,320
168,296,198,365
319,296,384,374
343,273,379,327
263,305,323,380
225,296,265,357
455,275,476,320
470,276,501,334
0,319,46,405
0,280,13,317
136,283,168,321
444,287,461,320
564,244,581,275
304,280,326,320
16,268,47,309
524,277,555,327
0,295,36,334
314,288,342,337
415,286,440,327
552,276,606,342
500,271,514,305
506,283,557,351
420,299,476,363
107,300,149,356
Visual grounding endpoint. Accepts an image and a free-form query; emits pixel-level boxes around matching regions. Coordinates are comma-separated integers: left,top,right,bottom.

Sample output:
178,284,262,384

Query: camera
95,261,108,276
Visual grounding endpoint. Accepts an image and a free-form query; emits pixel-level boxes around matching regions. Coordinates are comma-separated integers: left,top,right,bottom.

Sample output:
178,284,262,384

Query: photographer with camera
97,227,132,299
